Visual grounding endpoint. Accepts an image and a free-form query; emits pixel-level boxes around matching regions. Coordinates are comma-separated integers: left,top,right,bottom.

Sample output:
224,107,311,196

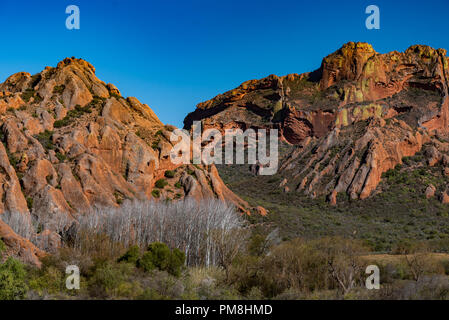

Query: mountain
0,58,248,265
184,42,449,205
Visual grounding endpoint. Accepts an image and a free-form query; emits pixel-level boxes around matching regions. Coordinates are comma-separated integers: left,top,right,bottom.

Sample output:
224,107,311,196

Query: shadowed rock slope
184,42,449,205
0,58,248,265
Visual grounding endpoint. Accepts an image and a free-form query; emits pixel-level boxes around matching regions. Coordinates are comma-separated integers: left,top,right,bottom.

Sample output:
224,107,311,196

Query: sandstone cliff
0,58,248,264
184,42,449,205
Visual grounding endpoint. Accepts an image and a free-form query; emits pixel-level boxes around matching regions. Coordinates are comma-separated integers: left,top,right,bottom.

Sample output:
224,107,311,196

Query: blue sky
0,0,448,127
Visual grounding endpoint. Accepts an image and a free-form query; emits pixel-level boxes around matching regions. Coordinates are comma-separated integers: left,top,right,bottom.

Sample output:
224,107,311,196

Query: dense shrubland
2,200,449,299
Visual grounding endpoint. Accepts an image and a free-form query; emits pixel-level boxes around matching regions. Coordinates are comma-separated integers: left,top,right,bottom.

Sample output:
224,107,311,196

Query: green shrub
137,242,185,277
118,245,141,264
110,93,122,100
6,151,19,169
174,181,182,189
113,192,124,205
88,261,134,298
53,104,92,128
53,119,70,128
155,179,168,189
21,89,35,103
167,248,185,277
34,94,43,104
34,130,54,150
151,189,160,198
26,197,33,210
164,170,175,178
55,152,67,162
151,140,160,150
138,242,171,272
28,266,64,296
0,239,5,256
0,257,28,300
53,85,65,94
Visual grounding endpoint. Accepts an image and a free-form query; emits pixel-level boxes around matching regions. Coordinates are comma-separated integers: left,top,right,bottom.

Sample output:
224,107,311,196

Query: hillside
185,42,449,202
0,58,248,265
186,42,449,249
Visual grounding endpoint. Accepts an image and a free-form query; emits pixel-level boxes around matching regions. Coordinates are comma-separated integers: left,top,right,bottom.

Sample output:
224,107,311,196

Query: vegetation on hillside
217,143,449,253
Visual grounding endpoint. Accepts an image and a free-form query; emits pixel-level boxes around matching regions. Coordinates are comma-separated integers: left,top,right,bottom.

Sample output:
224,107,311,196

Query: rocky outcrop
184,42,449,144
184,42,449,204
280,117,430,203
0,58,250,263
0,219,45,266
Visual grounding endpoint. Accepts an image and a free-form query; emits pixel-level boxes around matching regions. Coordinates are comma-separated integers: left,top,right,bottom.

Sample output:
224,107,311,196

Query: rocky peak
320,42,377,89
183,42,449,206
0,58,251,265
56,57,96,73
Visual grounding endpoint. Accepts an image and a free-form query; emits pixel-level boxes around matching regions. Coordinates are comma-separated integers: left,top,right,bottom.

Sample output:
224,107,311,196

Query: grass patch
151,189,160,198
34,130,55,150
21,89,35,103
155,179,168,189
164,170,175,178
53,85,65,94
54,104,92,128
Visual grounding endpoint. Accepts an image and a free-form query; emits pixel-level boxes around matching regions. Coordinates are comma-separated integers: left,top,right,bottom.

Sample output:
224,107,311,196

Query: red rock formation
184,42,449,144
0,58,250,263
0,219,45,266
184,42,449,204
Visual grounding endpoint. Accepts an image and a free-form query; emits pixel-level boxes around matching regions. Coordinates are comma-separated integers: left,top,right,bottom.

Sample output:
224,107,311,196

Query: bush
151,140,160,150
151,189,160,198
155,179,168,189
0,239,5,256
26,197,33,210
53,104,92,128
21,89,35,103
138,242,185,277
53,85,65,94
34,130,54,150
139,243,170,272
53,119,70,128
168,248,186,277
229,237,368,298
88,261,135,298
55,152,67,162
164,170,175,178
0,257,28,300
118,245,140,264
28,266,64,296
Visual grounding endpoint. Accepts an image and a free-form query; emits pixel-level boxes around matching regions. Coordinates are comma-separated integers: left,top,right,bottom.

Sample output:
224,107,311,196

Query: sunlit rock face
184,42,449,204
0,58,250,264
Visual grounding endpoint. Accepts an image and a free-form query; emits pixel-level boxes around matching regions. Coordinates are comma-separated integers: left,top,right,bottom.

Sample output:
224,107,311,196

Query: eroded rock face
0,58,250,263
184,42,449,204
0,219,45,266
184,42,449,143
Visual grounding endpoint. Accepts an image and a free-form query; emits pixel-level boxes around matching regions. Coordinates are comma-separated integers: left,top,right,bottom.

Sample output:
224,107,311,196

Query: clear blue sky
0,0,448,127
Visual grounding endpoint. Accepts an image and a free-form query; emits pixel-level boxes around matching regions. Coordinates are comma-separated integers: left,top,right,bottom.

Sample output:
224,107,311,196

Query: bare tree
211,228,248,279
318,238,366,295
73,199,246,267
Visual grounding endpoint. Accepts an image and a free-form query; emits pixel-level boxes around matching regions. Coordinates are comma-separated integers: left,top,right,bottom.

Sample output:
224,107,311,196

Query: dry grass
361,253,449,264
